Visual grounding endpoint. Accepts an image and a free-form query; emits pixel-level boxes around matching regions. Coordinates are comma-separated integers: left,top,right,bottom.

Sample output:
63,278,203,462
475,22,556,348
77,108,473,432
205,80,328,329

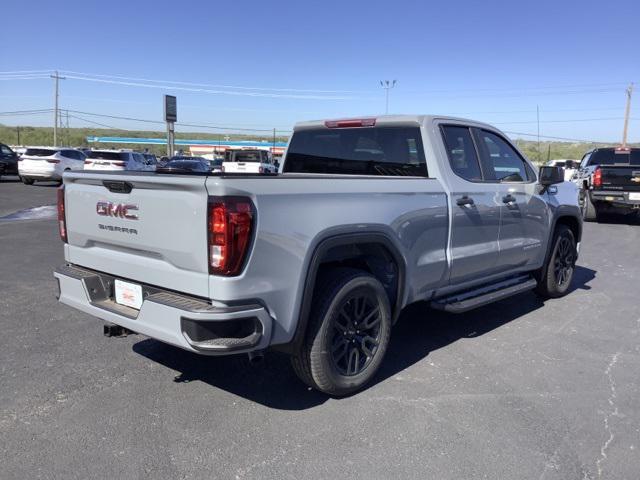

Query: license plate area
629,192,640,201
114,279,143,310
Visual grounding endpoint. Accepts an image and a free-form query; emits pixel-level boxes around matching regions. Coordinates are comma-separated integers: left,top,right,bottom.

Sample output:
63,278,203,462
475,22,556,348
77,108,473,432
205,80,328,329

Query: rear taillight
259,166,264,174
208,197,254,276
221,165,225,173
84,160,92,165
113,161,126,167
57,185,67,243
47,159,61,164
593,167,602,188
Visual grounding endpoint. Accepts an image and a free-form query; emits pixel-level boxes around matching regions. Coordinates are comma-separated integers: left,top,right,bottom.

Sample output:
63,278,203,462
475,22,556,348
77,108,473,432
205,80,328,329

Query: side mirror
539,166,564,186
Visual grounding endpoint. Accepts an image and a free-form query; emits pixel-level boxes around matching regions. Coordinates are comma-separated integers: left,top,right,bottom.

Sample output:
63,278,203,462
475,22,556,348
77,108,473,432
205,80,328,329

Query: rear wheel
535,225,577,298
291,268,391,396
21,177,34,185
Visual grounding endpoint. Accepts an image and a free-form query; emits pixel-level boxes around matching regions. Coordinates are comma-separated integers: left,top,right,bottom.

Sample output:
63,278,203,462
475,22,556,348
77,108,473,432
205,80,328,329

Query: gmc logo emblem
96,201,139,220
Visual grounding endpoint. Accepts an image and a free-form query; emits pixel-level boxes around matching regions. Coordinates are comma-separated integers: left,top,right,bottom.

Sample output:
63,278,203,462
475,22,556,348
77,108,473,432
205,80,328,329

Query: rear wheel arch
283,232,406,354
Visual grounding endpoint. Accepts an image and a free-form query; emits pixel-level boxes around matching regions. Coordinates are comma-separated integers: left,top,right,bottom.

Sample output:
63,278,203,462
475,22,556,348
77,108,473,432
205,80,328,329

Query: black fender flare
540,206,582,273
280,230,407,354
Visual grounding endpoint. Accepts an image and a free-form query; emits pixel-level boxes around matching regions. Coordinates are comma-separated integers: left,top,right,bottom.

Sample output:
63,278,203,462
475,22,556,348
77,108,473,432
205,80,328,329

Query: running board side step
431,276,538,314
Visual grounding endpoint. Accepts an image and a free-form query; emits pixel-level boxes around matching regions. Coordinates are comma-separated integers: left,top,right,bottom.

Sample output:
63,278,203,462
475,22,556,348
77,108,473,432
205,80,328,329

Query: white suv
84,149,156,172
19,147,86,185
222,149,278,174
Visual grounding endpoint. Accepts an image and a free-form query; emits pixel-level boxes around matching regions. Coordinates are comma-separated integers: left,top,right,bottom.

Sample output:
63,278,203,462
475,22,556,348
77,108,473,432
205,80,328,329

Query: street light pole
380,80,397,114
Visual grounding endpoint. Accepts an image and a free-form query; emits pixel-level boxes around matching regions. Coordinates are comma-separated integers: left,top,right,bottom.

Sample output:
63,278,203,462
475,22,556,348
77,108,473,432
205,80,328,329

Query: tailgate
601,167,640,191
64,172,210,297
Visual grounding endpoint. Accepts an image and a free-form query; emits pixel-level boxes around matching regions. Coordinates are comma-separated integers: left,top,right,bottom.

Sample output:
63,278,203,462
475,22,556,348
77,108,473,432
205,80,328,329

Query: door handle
456,195,475,207
502,194,516,204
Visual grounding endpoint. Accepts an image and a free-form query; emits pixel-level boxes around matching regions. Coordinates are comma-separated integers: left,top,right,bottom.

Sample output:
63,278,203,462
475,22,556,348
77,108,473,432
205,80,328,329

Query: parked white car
84,149,156,172
222,149,278,174
546,159,579,181
19,147,86,185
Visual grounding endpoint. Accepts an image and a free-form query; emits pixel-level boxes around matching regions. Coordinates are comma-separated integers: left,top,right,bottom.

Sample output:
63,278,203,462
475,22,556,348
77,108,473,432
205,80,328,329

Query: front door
473,129,549,270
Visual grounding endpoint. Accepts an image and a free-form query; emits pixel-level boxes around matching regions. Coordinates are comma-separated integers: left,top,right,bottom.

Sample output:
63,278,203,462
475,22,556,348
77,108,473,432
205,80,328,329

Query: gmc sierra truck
54,115,582,396
574,147,640,221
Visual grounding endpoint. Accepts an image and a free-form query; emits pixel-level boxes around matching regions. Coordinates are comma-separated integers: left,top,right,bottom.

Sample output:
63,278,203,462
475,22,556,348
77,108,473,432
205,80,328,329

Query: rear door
64,172,211,297
473,129,548,270
440,125,501,284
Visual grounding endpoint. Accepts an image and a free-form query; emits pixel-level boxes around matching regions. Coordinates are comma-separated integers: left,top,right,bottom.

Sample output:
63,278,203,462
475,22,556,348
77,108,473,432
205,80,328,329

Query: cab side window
475,130,530,182
441,126,482,182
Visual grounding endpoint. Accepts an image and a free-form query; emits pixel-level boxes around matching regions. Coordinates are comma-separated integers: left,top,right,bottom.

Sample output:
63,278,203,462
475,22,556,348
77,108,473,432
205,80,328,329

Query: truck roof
293,114,500,131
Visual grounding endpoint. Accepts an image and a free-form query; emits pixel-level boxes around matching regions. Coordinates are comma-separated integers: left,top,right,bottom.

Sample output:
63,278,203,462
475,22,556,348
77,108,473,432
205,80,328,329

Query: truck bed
61,170,449,345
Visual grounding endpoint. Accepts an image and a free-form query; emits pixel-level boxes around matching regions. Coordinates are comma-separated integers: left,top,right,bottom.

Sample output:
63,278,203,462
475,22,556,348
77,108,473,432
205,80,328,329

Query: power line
503,130,605,143
62,75,359,101
59,70,360,94
67,113,126,130
64,109,292,132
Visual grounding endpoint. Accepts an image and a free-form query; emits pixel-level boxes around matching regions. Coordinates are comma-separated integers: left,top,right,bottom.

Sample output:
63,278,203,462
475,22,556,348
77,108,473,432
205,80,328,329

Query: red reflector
112,161,127,167
57,185,67,243
593,167,602,188
84,160,92,165
46,159,61,164
324,118,376,128
208,197,254,276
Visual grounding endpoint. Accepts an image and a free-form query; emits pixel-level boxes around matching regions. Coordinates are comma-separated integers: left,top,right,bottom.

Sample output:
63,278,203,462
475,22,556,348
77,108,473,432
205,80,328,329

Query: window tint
476,130,529,182
24,148,58,157
87,151,122,160
1,144,13,155
588,148,640,166
284,126,428,176
441,126,482,181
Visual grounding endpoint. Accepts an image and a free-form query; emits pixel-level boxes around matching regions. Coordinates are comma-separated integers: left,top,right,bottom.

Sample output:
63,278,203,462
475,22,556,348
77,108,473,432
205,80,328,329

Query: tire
21,177,34,185
535,225,577,298
581,190,598,222
291,268,392,396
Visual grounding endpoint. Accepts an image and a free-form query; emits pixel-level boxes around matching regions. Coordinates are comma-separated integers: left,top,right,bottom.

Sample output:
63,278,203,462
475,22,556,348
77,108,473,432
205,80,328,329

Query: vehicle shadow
132,265,596,410
594,212,640,226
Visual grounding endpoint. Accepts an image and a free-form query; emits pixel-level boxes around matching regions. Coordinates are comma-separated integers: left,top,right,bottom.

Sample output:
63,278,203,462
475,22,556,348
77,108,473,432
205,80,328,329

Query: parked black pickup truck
575,147,640,220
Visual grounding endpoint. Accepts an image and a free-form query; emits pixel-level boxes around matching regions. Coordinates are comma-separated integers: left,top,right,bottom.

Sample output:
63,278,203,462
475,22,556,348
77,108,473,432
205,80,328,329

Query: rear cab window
440,126,482,181
588,149,640,166
284,126,428,176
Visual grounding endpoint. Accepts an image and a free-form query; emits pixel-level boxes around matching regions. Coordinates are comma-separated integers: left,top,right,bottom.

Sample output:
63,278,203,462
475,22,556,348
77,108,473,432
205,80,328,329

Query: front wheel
291,268,392,396
21,177,35,185
535,225,577,298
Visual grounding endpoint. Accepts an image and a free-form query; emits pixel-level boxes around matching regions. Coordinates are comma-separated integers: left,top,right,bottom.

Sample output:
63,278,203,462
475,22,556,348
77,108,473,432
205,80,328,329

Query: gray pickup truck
55,115,582,396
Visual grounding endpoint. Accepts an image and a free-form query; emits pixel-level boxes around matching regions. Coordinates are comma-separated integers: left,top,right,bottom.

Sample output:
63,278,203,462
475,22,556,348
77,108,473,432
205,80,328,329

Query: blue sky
1,0,639,142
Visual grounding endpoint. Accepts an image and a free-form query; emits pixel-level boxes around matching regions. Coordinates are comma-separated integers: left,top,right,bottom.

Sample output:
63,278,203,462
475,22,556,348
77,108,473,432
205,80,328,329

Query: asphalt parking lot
1,178,639,480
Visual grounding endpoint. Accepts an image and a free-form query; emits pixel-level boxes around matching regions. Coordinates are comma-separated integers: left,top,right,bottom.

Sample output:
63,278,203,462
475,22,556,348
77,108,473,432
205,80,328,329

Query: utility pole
621,83,634,147
16,126,20,145
65,110,70,147
536,105,541,163
50,71,66,146
380,80,397,114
